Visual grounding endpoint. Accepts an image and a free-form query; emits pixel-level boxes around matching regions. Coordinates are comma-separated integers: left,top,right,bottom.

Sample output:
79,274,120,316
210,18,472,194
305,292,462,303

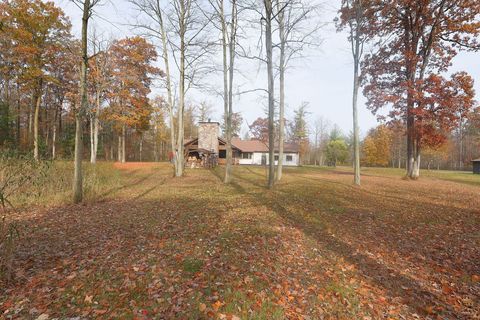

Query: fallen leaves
1,164,479,319
84,295,93,304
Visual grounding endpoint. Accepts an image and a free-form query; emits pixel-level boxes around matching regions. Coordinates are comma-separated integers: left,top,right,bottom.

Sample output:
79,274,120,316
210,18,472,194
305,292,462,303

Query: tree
150,95,170,161
197,101,213,122
230,112,243,137
131,0,211,177
388,120,406,168
325,139,348,167
362,0,480,179
249,117,269,143
183,103,198,139
209,0,239,183
222,111,243,137
312,116,330,165
129,0,177,173
105,36,159,163
88,33,111,164
423,143,450,170
362,125,392,167
71,0,102,203
275,0,321,181
338,0,373,185
289,102,309,162
46,39,80,160
263,0,275,188
1,0,71,160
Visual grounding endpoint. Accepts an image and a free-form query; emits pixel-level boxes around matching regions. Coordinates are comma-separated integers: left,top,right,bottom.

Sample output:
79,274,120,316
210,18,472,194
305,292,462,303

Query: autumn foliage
362,125,392,167
105,36,160,131
362,0,480,178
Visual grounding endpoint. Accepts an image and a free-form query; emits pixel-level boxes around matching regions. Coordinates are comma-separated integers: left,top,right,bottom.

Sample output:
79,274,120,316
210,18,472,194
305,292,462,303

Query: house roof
184,137,300,153
472,159,480,162
231,138,299,153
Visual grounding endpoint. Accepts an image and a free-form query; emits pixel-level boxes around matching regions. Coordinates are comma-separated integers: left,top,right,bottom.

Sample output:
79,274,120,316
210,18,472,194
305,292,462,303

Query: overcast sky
54,0,480,138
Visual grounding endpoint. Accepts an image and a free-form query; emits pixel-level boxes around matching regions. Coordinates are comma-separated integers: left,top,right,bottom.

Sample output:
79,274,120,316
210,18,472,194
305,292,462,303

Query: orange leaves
361,0,480,152
212,300,224,311
105,36,161,132
1,0,72,86
197,300,241,320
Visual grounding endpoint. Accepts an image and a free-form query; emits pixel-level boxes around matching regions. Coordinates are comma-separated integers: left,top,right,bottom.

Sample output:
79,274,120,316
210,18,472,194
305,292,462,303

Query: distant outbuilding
473,159,480,174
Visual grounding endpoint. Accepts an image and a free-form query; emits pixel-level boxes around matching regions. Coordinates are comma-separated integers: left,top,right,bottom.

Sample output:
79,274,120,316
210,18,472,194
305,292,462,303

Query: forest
1,0,480,319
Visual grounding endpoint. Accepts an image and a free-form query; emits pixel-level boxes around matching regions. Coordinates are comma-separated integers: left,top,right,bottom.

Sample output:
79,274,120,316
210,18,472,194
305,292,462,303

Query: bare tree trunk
459,115,463,170
153,122,159,162
352,52,360,185
121,124,126,163
33,81,42,161
52,106,57,160
28,103,33,147
73,0,92,204
90,114,94,162
150,0,176,171
139,133,143,162
90,92,100,164
411,138,421,178
117,135,121,162
220,0,231,183
73,112,83,202
216,0,236,183
93,114,98,162
175,2,186,177
406,108,415,177
276,0,285,182
44,106,49,150
265,0,275,189
226,1,236,180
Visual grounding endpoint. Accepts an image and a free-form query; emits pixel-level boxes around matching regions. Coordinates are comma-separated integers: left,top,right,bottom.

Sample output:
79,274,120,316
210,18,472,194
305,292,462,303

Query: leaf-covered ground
1,163,479,319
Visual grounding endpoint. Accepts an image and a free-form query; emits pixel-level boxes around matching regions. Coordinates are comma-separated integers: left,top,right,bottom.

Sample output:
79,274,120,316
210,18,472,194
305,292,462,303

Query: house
184,121,300,167
473,159,480,174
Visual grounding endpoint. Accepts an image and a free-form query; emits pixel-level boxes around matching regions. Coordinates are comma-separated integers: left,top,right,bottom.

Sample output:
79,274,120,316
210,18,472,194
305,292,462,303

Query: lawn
1,163,479,319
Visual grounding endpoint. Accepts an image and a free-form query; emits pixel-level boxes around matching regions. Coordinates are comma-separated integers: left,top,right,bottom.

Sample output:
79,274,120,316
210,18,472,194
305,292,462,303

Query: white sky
53,0,480,138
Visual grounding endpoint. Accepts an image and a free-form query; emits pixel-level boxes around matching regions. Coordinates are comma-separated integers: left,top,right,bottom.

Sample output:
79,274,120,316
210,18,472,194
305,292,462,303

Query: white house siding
240,152,299,166
238,158,254,165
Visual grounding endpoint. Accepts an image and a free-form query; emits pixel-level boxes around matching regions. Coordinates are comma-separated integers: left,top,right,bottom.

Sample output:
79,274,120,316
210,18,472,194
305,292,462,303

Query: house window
274,155,279,161
242,152,252,159
286,155,293,162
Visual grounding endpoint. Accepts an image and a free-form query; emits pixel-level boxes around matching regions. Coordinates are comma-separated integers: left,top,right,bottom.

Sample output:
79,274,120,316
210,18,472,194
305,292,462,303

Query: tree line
1,0,480,202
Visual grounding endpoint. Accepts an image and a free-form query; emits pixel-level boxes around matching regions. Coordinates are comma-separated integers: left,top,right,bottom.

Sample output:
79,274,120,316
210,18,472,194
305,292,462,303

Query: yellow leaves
84,295,93,304
199,303,207,312
362,125,393,167
243,275,253,284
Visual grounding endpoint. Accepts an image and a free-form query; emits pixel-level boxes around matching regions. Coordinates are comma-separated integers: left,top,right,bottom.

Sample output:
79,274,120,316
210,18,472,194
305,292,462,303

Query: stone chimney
198,120,219,154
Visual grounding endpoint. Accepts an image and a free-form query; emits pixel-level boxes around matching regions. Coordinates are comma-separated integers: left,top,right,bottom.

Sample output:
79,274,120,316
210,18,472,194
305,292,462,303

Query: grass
5,160,122,210
328,164,480,186
1,162,479,319
182,257,204,274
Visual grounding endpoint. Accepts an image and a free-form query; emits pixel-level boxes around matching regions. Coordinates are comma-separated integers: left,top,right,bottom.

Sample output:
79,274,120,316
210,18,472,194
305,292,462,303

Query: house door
261,154,267,165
